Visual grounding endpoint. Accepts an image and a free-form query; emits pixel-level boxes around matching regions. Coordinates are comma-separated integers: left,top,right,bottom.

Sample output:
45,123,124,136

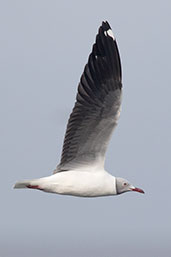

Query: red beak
131,187,145,194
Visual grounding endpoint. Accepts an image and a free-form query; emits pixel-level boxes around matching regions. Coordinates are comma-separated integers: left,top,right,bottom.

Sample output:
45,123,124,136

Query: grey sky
1,0,171,256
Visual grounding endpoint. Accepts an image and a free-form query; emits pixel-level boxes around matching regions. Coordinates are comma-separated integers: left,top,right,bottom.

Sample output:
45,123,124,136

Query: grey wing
55,21,122,172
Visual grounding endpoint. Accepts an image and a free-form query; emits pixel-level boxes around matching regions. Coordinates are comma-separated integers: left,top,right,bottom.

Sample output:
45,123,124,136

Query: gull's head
116,177,144,195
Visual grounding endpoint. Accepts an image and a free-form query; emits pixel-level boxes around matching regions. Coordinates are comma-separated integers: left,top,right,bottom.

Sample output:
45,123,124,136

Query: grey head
116,177,145,195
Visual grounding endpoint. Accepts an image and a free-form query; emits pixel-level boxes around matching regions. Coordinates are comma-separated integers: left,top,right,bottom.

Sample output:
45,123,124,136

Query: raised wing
55,21,122,172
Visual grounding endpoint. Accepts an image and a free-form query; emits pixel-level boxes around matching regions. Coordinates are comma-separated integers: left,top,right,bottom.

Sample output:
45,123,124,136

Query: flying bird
14,21,144,197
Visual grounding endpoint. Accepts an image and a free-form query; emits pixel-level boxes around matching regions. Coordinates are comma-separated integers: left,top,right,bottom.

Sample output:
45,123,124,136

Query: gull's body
14,21,144,197
17,171,116,197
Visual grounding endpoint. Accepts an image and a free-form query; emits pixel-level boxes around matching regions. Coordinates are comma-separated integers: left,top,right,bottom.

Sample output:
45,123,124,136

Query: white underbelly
43,171,116,197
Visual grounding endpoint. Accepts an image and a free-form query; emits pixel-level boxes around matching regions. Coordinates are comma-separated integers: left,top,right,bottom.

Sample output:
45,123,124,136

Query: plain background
1,0,171,256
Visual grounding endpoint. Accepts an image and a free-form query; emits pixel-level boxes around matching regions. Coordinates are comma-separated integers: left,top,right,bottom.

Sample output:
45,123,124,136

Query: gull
14,21,144,197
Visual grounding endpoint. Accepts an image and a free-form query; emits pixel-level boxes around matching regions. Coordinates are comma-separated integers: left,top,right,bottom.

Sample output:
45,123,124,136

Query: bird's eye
123,182,127,186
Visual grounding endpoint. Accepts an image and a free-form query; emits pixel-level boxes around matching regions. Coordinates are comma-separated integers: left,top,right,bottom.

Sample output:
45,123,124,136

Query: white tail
13,180,31,189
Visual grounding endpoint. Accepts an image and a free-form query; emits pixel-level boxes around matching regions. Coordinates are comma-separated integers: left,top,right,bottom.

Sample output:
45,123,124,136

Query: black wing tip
93,21,122,82
93,21,116,58
102,20,111,31
99,21,115,41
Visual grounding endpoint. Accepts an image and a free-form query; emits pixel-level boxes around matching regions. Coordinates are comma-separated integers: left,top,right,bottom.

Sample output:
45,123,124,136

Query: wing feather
55,21,122,172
